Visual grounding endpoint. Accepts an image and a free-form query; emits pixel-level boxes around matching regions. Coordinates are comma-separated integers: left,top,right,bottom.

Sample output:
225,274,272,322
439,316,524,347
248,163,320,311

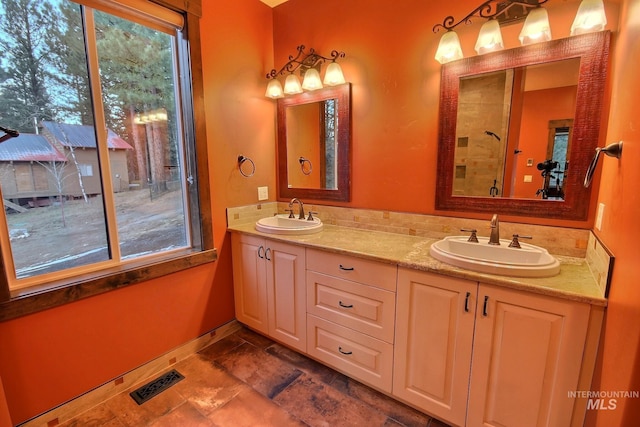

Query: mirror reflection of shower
452,58,579,200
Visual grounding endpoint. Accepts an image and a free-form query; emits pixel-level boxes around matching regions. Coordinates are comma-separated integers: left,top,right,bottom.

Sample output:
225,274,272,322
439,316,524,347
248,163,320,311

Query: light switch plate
258,186,268,201
596,203,605,230
524,175,533,183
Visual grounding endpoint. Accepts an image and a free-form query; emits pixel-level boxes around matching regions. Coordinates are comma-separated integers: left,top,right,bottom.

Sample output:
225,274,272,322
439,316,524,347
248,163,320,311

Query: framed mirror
435,31,610,220
277,83,351,202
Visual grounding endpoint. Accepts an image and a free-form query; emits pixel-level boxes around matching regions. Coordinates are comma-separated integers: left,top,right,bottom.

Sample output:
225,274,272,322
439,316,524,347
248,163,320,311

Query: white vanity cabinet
230,231,601,427
393,269,477,427
305,249,397,392
467,283,590,427
394,268,592,427
231,233,306,352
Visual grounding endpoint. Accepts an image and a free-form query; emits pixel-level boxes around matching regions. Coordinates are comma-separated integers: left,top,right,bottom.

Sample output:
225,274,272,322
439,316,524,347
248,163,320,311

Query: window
79,164,93,177
0,0,211,302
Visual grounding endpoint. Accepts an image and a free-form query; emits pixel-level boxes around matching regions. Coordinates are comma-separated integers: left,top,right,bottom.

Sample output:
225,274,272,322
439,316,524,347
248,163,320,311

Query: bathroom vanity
229,220,605,427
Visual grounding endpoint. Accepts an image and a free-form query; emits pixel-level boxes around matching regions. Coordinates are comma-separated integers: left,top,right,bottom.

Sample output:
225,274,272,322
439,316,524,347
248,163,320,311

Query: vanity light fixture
434,0,551,64
265,45,346,99
434,0,607,63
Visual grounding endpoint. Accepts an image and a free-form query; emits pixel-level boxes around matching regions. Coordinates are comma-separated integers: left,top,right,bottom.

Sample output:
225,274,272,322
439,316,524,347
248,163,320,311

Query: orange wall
0,377,10,427
587,0,640,425
1,0,635,424
273,0,618,228
0,0,273,424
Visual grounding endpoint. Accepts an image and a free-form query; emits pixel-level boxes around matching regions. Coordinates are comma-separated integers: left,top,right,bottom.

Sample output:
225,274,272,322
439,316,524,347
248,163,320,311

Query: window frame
0,0,213,321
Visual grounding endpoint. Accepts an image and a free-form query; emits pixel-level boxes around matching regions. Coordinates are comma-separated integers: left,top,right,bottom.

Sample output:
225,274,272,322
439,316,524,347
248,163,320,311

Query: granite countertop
228,223,606,307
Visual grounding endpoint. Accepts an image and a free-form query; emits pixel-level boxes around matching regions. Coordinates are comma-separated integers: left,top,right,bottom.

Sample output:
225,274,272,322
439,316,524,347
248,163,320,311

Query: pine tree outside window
0,0,212,304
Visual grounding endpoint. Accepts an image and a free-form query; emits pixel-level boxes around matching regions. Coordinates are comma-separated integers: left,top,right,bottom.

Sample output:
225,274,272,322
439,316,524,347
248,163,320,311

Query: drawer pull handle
339,264,354,271
464,292,471,312
338,346,353,355
339,301,354,309
483,295,489,317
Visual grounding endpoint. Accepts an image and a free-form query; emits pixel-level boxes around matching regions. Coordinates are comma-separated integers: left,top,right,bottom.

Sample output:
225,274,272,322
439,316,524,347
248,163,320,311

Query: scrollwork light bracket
433,0,549,33
266,45,345,79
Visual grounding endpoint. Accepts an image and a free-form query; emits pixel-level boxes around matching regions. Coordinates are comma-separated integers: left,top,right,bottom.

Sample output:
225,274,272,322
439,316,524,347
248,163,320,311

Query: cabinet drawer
307,315,393,393
307,271,395,343
306,248,397,291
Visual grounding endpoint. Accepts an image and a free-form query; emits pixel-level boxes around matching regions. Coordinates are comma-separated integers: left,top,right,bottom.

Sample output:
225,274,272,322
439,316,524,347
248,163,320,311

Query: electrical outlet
524,175,533,183
596,203,605,230
257,186,268,201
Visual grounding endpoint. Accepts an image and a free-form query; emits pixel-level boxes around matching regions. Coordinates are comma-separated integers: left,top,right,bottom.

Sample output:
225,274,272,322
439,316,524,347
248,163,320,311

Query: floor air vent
130,369,185,405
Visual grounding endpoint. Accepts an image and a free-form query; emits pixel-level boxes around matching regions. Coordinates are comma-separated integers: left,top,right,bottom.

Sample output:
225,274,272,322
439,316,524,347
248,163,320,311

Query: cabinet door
393,269,477,427
231,233,268,334
266,240,307,352
467,284,590,427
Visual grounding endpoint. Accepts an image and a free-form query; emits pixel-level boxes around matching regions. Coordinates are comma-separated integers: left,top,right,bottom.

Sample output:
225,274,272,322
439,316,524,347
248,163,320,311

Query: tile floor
60,327,451,427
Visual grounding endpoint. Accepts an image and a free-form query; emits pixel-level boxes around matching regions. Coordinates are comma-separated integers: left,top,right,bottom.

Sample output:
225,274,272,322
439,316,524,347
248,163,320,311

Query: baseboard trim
20,320,241,427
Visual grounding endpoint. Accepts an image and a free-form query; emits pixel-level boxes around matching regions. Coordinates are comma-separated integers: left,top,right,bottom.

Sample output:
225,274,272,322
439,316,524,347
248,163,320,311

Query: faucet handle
285,209,295,218
508,234,532,248
461,228,479,243
307,211,318,221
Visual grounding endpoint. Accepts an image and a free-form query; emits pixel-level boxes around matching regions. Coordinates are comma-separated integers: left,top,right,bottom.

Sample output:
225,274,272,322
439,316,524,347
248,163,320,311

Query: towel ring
584,141,623,188
238,155,256,178
299,157,313,175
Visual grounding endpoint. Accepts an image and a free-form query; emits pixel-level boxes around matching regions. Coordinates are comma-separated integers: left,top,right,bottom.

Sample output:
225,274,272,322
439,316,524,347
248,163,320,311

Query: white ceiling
259,0,289,7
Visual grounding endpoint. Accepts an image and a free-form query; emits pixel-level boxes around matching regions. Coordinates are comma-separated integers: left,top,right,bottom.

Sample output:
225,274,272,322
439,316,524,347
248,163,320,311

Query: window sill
0,249,217,322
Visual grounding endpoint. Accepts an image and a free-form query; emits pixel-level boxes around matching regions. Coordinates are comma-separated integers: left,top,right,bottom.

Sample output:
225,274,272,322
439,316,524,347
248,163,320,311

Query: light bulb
519,7,552,45
571,0,607,35
475,19,504,54
435,31,463,64
265,79,284,99
323,62,346,86
302,68,323,91
283,74,303,95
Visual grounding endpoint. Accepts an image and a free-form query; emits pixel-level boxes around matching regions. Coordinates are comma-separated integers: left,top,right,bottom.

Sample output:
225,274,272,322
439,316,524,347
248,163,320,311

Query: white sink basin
255,214,323,235
429,236,560,278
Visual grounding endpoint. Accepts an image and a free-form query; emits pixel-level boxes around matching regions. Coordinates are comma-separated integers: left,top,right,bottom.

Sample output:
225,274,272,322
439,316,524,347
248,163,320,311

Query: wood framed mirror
277,83,351,202
435,31,610,220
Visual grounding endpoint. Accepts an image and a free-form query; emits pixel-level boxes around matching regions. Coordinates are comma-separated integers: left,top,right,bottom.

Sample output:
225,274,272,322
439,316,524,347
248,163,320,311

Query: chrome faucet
489,214,500,245
289,198,305,219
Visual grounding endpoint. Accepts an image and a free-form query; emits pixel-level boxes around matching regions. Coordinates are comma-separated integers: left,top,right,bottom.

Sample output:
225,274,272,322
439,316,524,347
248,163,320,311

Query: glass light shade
571,0,607,35
301,68,323,91
435,31,463,64
265,79,284,99
519,7,552,45
475,19,504,54
323,62,346,86
283,74,303,94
